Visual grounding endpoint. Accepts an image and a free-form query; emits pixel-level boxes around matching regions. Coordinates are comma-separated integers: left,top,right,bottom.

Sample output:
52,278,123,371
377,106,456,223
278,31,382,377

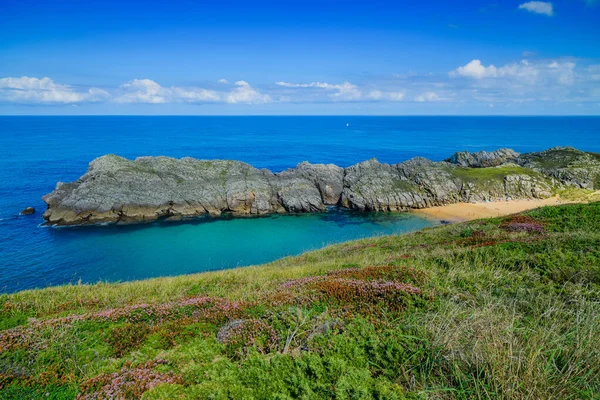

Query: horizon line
1,114,600,117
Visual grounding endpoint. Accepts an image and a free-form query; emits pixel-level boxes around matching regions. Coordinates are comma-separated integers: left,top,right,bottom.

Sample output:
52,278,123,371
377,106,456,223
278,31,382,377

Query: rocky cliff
42,147,600,226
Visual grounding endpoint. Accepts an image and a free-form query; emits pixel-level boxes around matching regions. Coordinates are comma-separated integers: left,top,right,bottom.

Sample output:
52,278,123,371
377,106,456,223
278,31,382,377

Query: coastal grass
450,165,550,188
1,202,599,399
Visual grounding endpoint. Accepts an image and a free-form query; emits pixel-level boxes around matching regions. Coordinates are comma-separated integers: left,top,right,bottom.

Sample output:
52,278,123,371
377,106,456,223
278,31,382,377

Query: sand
413,196,575,222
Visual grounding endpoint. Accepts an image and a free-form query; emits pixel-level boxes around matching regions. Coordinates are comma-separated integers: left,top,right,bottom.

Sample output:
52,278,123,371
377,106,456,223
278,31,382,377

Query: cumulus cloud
451,60,497,79
275,81,337,89
450,59,577,87
276,80,361,100
116,79,169,103
518,1,554,16
414,92,441,102
445,57,600,105
226,80,272,104
115,79,268,104
275,81,403,102
367,90,405,101
589,65,600,81
549,61,576,85
450,59,540,83
0,76,108,104
3,61,597,109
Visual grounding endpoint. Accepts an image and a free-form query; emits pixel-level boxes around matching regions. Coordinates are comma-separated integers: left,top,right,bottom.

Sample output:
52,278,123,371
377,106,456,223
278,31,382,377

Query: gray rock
341,158,425,211
281,162,344,205
217,319,246,343
516,147,600,189
447,148,519,168
41,147,596,226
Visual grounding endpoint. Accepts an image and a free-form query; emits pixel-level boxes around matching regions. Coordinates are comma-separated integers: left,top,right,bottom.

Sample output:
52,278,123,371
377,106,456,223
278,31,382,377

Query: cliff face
42,147,600,226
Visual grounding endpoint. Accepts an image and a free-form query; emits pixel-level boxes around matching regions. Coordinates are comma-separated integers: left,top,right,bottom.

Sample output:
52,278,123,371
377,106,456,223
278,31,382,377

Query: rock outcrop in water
20,207,35,215
42,147,600,226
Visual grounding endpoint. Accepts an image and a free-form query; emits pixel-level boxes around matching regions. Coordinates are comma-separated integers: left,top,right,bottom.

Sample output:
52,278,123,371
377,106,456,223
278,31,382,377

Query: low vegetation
1,202,599,399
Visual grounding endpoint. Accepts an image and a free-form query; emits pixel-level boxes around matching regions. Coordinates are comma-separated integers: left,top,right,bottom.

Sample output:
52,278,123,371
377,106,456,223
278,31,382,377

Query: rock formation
515,147,600,189
446,148,519,168
42,147,600,226
20,207,35,215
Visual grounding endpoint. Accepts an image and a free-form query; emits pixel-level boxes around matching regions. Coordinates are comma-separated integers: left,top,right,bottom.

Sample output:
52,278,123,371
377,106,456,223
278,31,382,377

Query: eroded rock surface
516,147,600,189
42,147,600,226
446,148,519,168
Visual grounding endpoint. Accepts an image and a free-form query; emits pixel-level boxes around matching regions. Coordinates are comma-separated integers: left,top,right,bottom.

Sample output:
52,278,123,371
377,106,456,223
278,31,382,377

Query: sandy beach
413,196,576,222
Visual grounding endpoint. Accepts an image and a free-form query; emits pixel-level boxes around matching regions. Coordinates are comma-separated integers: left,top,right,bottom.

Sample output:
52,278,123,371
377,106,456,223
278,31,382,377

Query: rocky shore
42,147,600,226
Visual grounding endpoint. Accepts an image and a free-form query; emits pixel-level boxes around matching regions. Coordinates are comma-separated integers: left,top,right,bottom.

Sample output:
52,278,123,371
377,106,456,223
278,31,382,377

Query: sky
1,0,599,115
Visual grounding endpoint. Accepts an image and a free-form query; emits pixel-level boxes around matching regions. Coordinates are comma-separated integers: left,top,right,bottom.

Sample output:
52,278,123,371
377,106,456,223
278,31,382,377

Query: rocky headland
42,147,600,226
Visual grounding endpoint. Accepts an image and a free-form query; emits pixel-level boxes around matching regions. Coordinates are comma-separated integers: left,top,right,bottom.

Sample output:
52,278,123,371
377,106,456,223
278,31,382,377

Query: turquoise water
1,116,599,293
1,209,434,293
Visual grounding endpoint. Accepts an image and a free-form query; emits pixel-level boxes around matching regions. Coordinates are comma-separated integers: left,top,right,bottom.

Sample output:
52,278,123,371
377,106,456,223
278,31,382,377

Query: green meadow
1,202,599,399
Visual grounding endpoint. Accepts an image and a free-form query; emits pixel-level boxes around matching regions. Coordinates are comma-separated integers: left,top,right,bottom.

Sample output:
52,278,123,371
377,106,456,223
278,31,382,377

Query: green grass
555,187,600,201
524,148,600,170
450,165,544,185
1,202,599,399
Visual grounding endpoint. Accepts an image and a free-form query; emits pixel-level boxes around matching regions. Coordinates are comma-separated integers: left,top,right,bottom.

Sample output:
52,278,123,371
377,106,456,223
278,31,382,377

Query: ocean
0,116,598,293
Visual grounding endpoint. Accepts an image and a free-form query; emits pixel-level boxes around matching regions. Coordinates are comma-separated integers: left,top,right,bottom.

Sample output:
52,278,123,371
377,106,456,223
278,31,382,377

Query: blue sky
1,0,599,115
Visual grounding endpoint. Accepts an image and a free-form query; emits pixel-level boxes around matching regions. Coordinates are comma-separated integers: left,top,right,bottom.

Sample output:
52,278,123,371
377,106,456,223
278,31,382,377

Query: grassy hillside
1,203,599,399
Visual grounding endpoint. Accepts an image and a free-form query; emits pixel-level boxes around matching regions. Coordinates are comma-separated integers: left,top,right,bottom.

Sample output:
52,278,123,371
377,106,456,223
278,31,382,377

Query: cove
0,208,435,293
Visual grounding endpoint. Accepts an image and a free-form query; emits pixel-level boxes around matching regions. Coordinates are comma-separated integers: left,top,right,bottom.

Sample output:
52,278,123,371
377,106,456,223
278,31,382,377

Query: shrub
76,359,182,400
106,323,150,357
218,319,279,359
500,215,544,233
277,268,424,311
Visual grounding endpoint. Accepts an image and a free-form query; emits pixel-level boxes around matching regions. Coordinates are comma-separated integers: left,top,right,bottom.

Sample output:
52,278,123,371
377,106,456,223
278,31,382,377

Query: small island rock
20,207,35,215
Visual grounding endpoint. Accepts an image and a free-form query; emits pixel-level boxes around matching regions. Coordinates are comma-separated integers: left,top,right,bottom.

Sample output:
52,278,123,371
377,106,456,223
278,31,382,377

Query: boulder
446,148,519,168
20,207,35,215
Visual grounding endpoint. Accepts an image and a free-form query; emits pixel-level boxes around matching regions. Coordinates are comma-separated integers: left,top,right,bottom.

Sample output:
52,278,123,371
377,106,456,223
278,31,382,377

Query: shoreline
413,196,577,222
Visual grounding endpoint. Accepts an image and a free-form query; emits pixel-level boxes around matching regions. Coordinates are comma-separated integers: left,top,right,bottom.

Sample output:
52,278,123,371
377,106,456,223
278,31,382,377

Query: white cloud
414,92,441,102
450,59,539,83
0,76,108,104
518,1,554,16
331,82,362,100
116,79,169,103
275,81,406,102
589,65,600,81
226,80,272,104
275,81,337,89
367,90,383,100
549,61,576,85
276,80,361,100
115,79,269,104
218,79,230,84
451,60,497,79
445,57,600,105
367,90,405,101
171,86,222,102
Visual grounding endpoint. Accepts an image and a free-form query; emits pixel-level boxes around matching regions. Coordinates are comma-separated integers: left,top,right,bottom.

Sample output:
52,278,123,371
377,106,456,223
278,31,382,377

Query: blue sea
1,116,599,293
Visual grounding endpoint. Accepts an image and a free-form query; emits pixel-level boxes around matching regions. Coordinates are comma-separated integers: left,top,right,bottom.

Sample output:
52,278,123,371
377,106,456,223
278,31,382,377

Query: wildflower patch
218,318,279,359
275,265,425,310
500,215,545,234
76,359,182,400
